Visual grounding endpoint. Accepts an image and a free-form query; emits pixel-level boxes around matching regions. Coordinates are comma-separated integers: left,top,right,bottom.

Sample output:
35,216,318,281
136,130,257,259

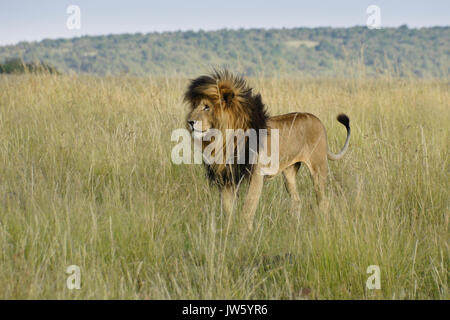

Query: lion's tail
327,114,350,161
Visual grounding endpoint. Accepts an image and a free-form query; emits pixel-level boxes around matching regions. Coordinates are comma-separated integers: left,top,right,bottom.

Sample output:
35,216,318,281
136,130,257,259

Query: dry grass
0,74,448,299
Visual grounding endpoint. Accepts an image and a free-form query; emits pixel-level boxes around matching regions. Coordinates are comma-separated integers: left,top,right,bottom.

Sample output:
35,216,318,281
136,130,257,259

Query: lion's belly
266,112,323,170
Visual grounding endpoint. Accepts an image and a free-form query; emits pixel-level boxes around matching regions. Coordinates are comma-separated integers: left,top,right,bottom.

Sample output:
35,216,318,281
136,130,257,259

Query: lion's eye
203,105,210,111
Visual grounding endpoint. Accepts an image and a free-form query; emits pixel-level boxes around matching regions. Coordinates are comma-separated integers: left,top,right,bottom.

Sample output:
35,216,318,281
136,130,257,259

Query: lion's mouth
191,128,208,139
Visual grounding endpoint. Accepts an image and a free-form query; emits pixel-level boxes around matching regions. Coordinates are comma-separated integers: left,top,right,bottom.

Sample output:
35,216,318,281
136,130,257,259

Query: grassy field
0,74,448,299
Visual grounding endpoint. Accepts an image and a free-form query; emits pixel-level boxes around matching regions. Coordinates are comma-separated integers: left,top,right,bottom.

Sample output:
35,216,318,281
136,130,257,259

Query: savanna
0,73,448,299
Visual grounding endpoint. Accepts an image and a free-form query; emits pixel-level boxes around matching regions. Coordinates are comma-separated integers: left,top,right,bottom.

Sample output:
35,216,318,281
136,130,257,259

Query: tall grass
0,74,448,299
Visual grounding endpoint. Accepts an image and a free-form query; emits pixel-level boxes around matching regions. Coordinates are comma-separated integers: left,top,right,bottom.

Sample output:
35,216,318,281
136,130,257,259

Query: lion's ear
221,90,235,107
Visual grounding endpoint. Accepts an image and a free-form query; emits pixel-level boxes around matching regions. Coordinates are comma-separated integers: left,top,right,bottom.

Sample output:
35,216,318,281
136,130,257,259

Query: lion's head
183,69,269,186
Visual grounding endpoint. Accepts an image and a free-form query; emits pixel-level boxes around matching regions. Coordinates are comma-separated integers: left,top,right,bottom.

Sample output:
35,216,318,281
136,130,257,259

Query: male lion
184,70,350,230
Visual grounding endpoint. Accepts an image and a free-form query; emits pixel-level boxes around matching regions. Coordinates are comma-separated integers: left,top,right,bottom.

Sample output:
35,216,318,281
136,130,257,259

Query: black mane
184,69,269,187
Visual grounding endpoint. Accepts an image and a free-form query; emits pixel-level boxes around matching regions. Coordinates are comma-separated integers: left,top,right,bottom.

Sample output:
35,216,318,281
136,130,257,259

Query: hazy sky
0,0,449,45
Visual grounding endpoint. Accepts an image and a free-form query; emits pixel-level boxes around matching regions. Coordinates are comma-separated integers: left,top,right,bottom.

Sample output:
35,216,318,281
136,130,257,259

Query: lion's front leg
221,185,236,218
242,169,264,231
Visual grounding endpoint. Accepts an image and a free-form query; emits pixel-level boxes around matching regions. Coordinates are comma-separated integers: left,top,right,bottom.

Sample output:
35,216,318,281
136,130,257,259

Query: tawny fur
184,69,350,230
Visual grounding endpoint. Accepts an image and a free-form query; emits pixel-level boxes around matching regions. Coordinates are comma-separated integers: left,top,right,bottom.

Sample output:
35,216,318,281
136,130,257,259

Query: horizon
1,0,449,46
3,24,448,47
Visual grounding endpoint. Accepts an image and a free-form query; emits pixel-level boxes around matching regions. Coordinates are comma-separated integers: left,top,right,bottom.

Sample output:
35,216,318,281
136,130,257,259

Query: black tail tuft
337,113,350,130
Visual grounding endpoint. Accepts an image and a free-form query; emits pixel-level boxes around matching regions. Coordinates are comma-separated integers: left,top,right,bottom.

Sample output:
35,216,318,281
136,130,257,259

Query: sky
0,0,449,45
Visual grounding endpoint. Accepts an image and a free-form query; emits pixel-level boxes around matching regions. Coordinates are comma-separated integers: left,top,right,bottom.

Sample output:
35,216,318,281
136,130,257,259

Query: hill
0,26,448,77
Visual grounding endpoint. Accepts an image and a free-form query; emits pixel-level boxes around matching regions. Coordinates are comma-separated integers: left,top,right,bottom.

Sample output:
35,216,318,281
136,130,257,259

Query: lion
184,69,350,230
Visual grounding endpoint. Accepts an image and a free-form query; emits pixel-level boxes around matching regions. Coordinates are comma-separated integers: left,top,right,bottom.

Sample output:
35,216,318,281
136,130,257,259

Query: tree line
0,26,448,77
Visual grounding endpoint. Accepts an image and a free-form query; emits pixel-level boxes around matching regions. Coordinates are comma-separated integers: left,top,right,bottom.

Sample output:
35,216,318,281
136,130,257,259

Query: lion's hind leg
282,163,302,216
306,155,329,211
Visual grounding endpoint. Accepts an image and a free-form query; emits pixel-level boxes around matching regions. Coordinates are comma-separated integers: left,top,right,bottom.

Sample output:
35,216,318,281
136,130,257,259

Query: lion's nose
187,120,195,129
